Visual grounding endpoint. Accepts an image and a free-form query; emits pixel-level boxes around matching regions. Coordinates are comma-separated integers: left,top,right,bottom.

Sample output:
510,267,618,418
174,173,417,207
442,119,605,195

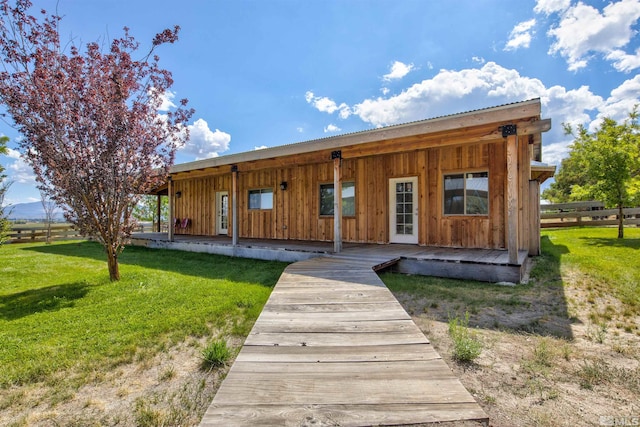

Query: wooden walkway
200,255,488,426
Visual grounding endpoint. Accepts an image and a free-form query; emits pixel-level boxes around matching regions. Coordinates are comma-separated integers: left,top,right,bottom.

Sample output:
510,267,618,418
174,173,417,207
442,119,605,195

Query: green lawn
0,241,287,388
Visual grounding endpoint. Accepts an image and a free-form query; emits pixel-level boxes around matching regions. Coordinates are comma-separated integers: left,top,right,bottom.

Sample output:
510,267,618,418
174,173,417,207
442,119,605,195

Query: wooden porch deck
200,255,488,426
131,234,530,283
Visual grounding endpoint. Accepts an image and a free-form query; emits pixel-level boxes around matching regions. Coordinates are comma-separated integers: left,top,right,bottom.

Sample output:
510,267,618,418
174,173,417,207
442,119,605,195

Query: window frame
319,181,356,217
248,188,274,210
443,171,489,216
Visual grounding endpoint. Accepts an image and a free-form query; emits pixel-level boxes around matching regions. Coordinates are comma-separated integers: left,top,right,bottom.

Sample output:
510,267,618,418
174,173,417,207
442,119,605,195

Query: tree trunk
618,204,624,239
45,221,52,244
107,248,121,281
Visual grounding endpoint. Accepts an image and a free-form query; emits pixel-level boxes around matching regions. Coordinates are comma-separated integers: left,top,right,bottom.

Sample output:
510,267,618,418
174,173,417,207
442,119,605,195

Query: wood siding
171,135,537,250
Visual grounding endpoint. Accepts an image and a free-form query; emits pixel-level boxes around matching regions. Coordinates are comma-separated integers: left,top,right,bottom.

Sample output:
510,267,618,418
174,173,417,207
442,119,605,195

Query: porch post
168,177,174,242
505,127,519,265
333,151,342,253
232,165,239,246
156,194,161,233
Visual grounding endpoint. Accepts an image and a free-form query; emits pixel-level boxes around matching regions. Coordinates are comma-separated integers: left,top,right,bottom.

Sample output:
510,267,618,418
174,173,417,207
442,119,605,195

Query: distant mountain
7,201,66,221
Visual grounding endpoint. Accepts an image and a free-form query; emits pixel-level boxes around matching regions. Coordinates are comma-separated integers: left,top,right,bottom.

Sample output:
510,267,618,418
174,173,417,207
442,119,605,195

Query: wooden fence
8,224,84,243
541,201,640,228
7,221,167,244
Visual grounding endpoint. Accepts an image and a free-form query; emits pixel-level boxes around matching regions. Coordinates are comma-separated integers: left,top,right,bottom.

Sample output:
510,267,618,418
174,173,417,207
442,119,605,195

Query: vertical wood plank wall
171,138,535,250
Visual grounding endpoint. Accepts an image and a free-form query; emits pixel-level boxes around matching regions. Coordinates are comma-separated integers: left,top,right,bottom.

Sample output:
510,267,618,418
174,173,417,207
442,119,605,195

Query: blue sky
2,0,640,204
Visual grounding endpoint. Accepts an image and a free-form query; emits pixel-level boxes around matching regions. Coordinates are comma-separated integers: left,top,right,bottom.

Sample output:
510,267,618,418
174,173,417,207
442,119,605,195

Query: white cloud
381,87,390,95
605,48,640,72
296,127,304,133
254,145,268,150
542,140,573,165
534,0,570,15
180,118,230,160
324,124,341,133
6,148,36,184
597,74,640,123
6,147,21,159
505,19,536,51
547,0,640,71
305,91,351,118
472,56,486,64
383,61,415,81
159,90,177,111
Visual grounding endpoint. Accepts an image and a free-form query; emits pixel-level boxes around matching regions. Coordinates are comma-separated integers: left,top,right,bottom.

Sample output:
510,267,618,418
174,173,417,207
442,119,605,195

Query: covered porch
130,233,530,283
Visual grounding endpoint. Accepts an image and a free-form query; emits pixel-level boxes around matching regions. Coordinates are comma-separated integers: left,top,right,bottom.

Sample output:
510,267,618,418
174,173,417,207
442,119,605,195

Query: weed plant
448,311,482,363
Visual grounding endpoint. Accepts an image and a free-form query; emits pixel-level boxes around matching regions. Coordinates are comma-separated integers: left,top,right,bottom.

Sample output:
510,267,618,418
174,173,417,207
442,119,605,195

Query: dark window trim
319,181,356,217
248,188,274,210
443,170,489,216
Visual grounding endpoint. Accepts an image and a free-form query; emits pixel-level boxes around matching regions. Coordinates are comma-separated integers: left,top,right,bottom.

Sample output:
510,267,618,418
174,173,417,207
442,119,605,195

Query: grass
542,227,640,313
448,311,482,363
201,339,233,369
383,227,640,333
0,240,287,389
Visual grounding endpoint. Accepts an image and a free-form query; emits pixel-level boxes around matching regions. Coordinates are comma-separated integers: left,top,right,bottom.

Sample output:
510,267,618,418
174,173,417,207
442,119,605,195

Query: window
248,188,273,210
444,172,488,215
319,182,355,216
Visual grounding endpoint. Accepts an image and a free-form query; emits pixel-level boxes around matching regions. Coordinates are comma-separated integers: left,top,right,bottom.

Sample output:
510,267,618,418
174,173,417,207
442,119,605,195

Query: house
147,99,555,281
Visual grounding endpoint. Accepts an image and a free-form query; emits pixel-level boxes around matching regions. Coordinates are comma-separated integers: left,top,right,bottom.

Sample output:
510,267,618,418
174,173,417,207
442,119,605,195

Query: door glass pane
395,181,414,235
221,195,228,229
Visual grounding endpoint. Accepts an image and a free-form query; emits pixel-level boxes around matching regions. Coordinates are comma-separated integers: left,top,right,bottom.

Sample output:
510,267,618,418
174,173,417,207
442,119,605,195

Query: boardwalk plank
262,302,407,313
257,310,411,322
201,403,488,427
251,319,417,333
234,343,442,363
213,377,477,405
244,330,429,346
228,360,454,376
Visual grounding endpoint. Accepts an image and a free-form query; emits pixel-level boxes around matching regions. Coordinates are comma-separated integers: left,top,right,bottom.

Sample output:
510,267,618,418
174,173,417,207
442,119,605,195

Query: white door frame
389,177,419,244
216,191,229,235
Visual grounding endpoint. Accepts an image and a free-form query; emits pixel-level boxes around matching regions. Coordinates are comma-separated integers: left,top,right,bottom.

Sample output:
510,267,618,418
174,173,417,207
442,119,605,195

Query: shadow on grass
383,236,575,340
21,241,286,286
0,282,90,320
579,236,640,249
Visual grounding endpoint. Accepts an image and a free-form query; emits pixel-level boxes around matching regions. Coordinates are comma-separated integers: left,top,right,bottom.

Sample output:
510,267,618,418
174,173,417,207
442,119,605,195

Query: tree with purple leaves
0,0,193,279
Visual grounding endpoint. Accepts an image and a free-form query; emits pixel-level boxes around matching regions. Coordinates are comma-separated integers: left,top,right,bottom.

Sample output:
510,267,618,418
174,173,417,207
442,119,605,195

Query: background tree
0,135,11,245
542,151,592,203
133,195,168,231
0,0,193,279
563,110,640,238
39,189,58,244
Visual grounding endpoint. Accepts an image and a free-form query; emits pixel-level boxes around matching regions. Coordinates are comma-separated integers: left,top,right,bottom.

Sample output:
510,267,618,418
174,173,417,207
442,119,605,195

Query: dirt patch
0,336,242,426
393,270,640,427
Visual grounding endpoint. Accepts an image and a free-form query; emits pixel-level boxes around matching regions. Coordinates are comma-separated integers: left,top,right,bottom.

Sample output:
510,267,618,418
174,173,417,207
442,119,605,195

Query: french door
216,191,229,235
389,177,418,244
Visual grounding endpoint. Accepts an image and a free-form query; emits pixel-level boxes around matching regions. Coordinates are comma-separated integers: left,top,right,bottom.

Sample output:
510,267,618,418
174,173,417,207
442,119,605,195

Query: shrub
448,311,482,363
201,339,232,369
